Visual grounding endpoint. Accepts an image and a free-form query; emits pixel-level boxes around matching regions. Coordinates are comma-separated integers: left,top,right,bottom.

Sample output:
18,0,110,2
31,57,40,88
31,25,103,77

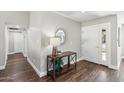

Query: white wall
121,25,124,58
82,15,118,68
117,13,124,67
8,31,14,53
28,11,81,77
0,11,29,69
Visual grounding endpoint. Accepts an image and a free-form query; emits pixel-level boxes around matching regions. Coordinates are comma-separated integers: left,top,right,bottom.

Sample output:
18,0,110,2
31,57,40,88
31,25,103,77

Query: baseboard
0,65,6,70
8,52,16,55
80,57,120,70
40,71,47,77
27,58,42,77
23,53,27,57
109,65,119,70
77,57,84,61
8,52,23,55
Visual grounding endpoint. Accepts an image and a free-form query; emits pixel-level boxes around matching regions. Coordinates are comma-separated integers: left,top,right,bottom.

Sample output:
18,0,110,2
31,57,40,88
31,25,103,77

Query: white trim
23,53,27,57
77,56,84,61
27,58,42,77
4,26,8,69
8,52,17,55
8,52,24,55
40,71,47,77
0,65,6,70
79,57,120,70
117,59,121,69
81,56,120,70
109,65,119,70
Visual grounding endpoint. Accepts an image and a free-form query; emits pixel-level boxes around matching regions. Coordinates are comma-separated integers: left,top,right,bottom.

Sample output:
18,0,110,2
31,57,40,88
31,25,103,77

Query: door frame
6,25,26,55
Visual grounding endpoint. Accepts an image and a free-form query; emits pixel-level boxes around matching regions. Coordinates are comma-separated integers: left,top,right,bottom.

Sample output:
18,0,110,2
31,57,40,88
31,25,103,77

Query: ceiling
55,11,121,23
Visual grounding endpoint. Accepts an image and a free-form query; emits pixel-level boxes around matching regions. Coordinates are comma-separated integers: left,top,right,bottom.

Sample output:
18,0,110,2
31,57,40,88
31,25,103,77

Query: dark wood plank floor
0,53,124,82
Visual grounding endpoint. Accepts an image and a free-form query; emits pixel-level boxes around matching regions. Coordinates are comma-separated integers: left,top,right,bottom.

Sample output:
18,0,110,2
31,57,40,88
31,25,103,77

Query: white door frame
81,22,111,67
4,26,9,66
5,25,27,63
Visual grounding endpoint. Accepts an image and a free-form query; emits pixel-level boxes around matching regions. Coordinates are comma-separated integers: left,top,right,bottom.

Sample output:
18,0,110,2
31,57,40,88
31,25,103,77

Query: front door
81,25,100,64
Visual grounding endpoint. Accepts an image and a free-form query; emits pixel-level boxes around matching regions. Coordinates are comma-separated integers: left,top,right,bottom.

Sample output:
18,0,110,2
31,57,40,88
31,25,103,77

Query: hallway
0,53,40,81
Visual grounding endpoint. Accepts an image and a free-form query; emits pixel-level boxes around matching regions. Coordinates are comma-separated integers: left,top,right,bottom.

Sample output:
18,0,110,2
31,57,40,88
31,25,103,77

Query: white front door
81,25,100,64
81,23,110,66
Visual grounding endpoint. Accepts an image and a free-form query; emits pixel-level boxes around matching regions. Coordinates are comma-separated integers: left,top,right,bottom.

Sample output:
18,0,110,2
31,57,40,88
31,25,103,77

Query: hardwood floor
0,53,124,82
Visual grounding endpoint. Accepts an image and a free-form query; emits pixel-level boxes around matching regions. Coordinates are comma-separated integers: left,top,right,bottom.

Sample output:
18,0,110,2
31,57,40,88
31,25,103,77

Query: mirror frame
55,28,66,45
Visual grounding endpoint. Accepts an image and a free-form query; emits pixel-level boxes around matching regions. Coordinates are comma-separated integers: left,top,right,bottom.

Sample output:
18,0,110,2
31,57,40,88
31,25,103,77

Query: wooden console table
47,51,77,81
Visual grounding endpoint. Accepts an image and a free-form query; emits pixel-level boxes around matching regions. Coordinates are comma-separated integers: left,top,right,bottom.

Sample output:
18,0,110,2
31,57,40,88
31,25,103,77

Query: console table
47,51,77,81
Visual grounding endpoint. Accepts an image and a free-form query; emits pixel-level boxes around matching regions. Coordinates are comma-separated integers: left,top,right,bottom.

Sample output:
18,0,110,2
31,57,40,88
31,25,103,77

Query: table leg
47,56,49,75
68,56,70,69
53,59,56,81
75,54,77,70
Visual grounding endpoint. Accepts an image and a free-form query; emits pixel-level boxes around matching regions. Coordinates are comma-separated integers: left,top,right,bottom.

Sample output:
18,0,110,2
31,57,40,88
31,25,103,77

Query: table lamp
50,37,60,56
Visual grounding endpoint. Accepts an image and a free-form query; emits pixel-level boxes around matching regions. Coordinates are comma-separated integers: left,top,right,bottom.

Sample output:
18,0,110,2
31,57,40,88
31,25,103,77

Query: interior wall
29,11,81,76
8,31,14,53
117,13,124,67
82,15,118,67
121,25,124,58
0,11,29,68
27,28,43,72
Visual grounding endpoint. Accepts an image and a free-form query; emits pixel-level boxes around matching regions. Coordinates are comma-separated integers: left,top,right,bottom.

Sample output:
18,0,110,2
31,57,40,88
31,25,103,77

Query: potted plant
55,58,64,73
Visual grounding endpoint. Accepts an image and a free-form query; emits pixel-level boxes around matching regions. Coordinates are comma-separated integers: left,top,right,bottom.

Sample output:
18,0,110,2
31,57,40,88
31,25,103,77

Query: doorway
5,25,27,62
81,23,111,67
8,27,24,54
13,32,24,53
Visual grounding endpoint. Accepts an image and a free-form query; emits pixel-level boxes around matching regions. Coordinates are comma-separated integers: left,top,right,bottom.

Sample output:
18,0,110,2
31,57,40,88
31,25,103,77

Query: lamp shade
50,37,60,46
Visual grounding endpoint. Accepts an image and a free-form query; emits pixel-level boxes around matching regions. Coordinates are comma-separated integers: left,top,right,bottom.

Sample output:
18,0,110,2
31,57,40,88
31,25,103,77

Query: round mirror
55,28,66,45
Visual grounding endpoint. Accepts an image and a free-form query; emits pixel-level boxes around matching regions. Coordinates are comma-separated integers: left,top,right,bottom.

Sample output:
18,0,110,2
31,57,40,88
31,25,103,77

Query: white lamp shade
50,37,60,46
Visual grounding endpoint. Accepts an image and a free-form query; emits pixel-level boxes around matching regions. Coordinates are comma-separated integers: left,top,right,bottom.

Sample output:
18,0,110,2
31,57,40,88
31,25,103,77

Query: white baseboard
40,71,47,77
8,52,23,55
27,58,43,77
23,53,27,57
8,52,16,55
109,65,119,70
80,56,120,70
0,65,6,70
77,57,84,61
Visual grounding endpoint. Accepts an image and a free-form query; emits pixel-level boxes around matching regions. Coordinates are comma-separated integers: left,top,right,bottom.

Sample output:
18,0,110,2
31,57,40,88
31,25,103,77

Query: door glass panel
101,29,107,61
